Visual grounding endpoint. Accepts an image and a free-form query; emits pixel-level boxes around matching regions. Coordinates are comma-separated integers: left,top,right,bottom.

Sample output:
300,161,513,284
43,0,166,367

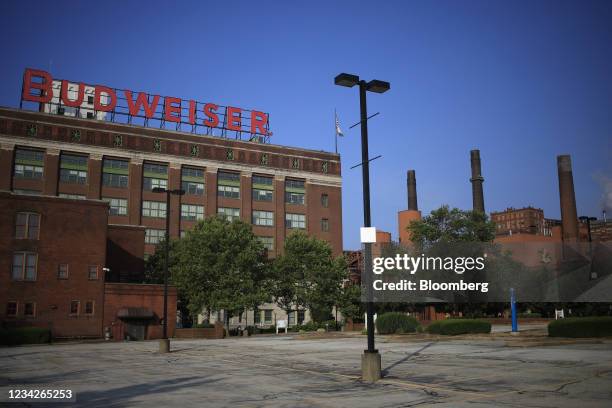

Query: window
58,264,69,279
217,207,240,222
182,180,205,195
14,148,44,179
102,158,129,188
253,175,273,186
252,210,274,227
85,301,94,315
59,193,86,200
258,236,274,251
285,213,306,229
285,179,306,205
298,310,305,325
182,167,205,195
264,310,273,324
181,204,204,221
88,266,98,280
288,311,295,326
59,153,88,184
15,212,40,239
24,302,35,317
70,300,80,315
12,252,37,281
321,218,329,232
252,189,273,201
252,175,273,201
217,171,240,198
143,162,168,176
142,201,167,218
145,229,165,245
6,302,17,317
254,310,261,324
321,193,329,208
143,162,168,191
102,197,128,216
218,185,240,198
143,177,168,191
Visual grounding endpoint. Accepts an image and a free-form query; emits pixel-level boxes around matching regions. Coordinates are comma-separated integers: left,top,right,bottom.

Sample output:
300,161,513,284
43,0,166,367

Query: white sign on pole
360,227,377,243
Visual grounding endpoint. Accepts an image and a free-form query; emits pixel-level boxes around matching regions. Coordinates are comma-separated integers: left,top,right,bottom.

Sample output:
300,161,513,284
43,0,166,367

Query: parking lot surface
1,333,611,407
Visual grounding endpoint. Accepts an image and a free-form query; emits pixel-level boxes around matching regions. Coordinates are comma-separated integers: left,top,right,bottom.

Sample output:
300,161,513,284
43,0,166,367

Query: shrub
427,319,491,335
548,317,612,338
0,327,51,346
518,313,542,318
194,323,215,329
375,313,419,334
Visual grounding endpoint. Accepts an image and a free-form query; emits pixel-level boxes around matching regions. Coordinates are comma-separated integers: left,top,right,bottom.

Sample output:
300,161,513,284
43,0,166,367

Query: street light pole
358,80,376,354
153,187,185,353
335,73,389,382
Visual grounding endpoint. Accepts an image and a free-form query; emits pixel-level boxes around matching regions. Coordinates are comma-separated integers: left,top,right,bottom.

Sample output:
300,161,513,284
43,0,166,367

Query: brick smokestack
557,155,579,241
407,170,418,211
470,149,485,213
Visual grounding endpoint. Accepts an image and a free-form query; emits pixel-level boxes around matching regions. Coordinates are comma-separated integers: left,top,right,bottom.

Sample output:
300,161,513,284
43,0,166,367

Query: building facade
0,106,343,258
0,192,178,339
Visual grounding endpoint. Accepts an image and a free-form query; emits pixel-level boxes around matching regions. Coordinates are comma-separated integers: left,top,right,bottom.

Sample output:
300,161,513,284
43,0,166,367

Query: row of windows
253,309,305,325
11,252,99,282
147,230,278,251
13,149,327,198
13,209,328,247
5,301,95,317
12,150,332,208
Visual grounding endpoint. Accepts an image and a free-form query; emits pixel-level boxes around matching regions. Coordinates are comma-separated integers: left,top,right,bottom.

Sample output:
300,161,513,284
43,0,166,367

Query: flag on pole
335,110,344,137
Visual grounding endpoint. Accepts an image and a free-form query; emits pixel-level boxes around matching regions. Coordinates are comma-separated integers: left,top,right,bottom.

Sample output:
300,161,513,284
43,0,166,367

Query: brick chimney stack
557,155,579,241
470,149,485,213
407,170,418,211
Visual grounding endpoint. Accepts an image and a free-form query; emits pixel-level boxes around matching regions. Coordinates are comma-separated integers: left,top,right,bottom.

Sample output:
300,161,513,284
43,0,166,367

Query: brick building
0,106,342,257
0,192,177,339
1,82,342,332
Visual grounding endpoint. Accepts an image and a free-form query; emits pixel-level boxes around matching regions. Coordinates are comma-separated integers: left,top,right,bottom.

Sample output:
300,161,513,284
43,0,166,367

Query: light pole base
361,350,381,382
159,338,170,353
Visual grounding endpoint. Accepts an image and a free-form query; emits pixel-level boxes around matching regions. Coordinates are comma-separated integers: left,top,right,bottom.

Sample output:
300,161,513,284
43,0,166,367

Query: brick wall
0,192,108,338
103,283,177,340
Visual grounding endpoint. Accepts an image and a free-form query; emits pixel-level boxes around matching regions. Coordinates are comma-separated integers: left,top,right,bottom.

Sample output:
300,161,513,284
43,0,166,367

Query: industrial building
1,68,343,337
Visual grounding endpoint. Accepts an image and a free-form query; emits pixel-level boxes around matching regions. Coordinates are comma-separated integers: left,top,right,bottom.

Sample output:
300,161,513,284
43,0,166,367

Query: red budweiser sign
21,68,270,137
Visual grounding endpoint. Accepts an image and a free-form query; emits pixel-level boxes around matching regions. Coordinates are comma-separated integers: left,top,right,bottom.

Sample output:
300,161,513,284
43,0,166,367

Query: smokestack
470,149,485,213
407,170,418,211
557,155,579,241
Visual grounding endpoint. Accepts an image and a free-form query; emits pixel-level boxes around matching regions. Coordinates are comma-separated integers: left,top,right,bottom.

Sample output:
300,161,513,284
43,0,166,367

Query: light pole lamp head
366,80,390,93
152,187,167,194
172,189,186,196
334,73,360,87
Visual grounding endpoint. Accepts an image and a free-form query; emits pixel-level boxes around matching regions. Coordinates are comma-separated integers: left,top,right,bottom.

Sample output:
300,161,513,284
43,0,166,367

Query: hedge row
548,317,612,338
427,319,491,335
375,313,419,334
0,327,51,346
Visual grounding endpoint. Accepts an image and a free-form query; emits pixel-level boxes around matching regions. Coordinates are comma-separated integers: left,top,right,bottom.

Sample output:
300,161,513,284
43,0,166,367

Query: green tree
272,232,347,323
143,238,178,284
171,216,271,331
338,284,365,322
407,205,496,247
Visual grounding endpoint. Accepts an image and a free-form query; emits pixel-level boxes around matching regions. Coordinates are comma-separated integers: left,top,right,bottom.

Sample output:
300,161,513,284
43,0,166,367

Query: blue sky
1,1,610,249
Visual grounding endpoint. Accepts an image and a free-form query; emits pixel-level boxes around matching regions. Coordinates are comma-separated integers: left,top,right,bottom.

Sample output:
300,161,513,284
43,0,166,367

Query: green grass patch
0,327,51,346
548,317,612,338
427,319,491,335
375,312,419,334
